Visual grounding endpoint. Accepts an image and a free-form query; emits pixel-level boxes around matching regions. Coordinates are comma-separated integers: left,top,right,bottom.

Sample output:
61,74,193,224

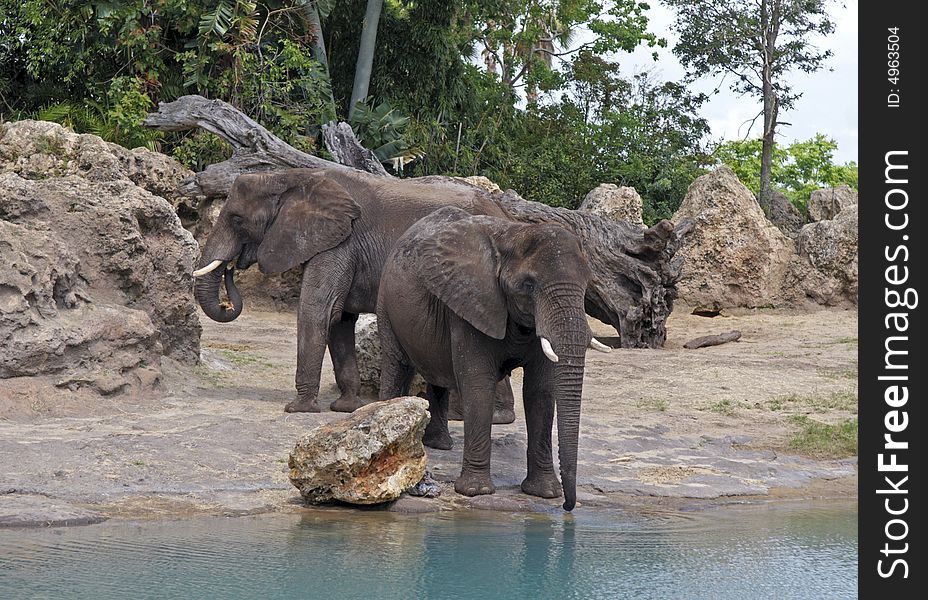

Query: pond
0,501,856,599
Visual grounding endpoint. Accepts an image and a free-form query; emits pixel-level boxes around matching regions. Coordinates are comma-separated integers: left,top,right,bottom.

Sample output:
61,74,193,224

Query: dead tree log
143,95,386,198
144,96,689,348
322,121,389,176
496,190,692,348
683,330,742,349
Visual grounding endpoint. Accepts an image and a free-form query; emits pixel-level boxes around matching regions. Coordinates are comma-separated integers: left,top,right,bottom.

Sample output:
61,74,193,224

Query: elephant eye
230,215,245,227
520,277,537,293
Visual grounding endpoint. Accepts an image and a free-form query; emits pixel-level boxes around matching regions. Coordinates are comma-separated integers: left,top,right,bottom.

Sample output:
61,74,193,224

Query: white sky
615,0,859,164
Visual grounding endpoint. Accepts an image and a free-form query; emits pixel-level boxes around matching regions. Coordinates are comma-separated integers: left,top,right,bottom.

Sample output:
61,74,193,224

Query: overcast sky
617,1,859,164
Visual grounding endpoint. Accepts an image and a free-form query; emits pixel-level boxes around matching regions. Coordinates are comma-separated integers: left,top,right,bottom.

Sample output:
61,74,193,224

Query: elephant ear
258,177,361,274
412,210,508,340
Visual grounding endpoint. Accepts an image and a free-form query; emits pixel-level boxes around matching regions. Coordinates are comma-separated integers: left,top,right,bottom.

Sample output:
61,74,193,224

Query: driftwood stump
683,331,742,349
145,95,687,348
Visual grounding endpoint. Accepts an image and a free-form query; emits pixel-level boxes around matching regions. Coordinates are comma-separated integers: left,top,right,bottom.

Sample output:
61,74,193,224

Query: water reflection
0,501,857,599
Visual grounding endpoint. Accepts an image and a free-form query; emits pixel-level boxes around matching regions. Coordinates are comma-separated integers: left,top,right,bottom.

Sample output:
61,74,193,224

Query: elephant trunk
536,289,588,511
194,263,243,322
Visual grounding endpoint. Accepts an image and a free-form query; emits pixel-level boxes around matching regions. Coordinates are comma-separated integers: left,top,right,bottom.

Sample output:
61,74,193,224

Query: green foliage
2,0,328,155
713,135,859,212
664,0,835,112
787,416,858,458
348,100,422,164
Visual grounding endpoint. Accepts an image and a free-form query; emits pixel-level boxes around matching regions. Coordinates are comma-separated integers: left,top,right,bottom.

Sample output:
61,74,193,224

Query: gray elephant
377,207,611,511
192,167,515,414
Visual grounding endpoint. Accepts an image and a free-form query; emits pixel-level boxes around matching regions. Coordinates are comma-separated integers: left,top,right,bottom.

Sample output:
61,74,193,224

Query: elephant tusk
589,337,612,353
540,337,559,363
192,260,223,277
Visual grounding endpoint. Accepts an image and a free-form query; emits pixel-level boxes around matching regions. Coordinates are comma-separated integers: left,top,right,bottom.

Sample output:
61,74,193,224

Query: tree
469,0,665,102
714,134,858,213
348,0,384,118
664,0,835,214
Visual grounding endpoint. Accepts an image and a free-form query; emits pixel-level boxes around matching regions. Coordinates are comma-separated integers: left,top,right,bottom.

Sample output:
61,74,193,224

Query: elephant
191,167,516,414
377,207,611,511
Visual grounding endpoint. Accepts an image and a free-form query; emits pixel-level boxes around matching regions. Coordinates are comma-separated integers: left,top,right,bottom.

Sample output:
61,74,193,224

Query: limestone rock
808,185,857,222
788,205,859,306
0,172,200,361
767,190,805,241
672,167,795,308
0,119,192,200
288,397,431,504
1,120,200,411
578,184,645,227
460,176,502,194
0,220,161,401
355,315,427,396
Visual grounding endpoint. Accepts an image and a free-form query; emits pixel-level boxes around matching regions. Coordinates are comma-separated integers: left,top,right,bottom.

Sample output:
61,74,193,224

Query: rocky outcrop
789,205,859,306
808,185,857,222
0,120,201,410
768,190,805,241
0,220,161,402
288,396,431,504
0,121,200,360
672,167,796,308
0,119,191,200
578,184,645,227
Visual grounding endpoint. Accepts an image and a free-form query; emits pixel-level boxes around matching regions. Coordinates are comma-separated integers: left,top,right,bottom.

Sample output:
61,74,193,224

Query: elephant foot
492,407,516,425
454,471,495,497
521,472,563,499
423,429,453,450
329,395,367,413
284,398,322,413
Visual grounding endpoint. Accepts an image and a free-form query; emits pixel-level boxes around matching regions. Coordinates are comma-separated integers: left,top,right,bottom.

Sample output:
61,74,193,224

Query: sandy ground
0,306,858,526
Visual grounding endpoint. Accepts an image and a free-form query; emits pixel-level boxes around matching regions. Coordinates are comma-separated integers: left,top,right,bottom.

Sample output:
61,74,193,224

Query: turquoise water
0,501,856,599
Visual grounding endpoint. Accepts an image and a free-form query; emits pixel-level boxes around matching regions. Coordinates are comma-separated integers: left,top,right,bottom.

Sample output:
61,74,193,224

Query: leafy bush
714,135,858,214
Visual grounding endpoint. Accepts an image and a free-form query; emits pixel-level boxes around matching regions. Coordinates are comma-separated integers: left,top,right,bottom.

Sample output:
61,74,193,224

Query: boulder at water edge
288,397,431,504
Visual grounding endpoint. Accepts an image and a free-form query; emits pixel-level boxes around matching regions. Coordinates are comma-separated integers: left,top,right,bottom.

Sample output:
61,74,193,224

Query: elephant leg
449,377,515,424
493,377,516,424
285,253,352,413
328,312,365,413
423,385,452,450
520,361,562,499
377,310,416,401
451,324,497,497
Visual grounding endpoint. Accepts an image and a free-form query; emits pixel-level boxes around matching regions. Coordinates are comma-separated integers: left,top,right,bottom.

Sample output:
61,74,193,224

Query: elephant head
192,169,361,322
411,209,606,510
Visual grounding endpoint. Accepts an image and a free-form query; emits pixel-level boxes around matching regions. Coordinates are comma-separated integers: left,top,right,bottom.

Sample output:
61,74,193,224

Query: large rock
672,167,796,308
788,205,858,306
578,184,645,227
1,120,200,412
768,189,805,241
0,221,161,406
288,397,430,504
0,121,200,361
808,185,857,222
0,119,191,200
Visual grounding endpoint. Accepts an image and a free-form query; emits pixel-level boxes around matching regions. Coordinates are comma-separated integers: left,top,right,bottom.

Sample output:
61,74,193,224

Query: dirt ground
0,306,858,526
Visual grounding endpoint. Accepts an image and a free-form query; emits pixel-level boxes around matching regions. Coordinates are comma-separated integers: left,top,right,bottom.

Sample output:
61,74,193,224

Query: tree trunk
142,95,386,197
759,79,778,215
348,0,384,119
144,96,689,348
301,1,337,122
